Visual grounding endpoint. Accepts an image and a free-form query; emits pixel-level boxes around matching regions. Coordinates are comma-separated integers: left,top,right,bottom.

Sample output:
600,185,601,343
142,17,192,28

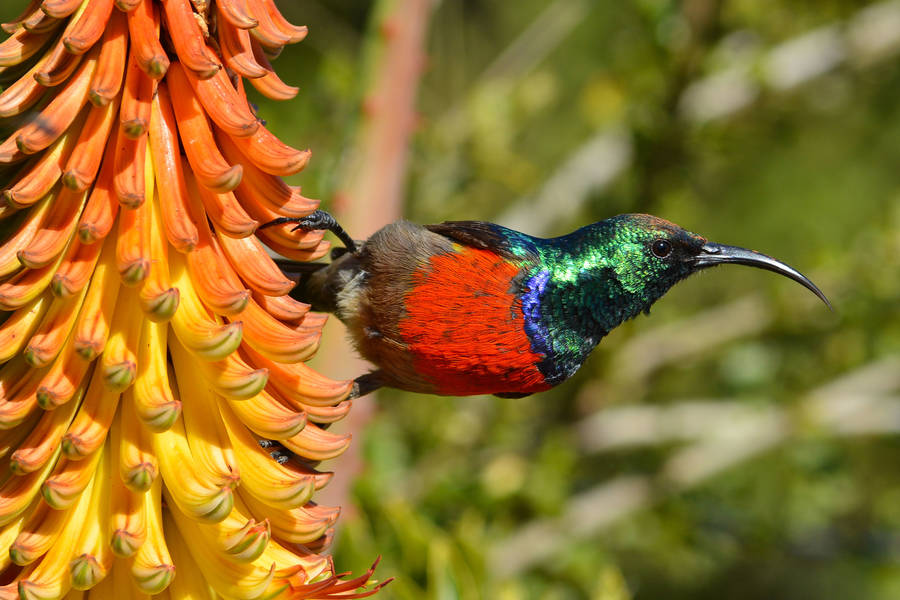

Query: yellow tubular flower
0,0,389,596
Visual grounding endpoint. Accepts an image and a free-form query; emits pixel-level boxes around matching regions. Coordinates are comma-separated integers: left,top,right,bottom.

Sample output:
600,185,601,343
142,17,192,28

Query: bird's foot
258,210,360,255
257,439,291,464
258,438,326,467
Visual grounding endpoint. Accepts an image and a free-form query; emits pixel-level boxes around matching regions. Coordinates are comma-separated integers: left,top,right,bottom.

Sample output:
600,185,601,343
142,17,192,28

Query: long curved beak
694,242,832,310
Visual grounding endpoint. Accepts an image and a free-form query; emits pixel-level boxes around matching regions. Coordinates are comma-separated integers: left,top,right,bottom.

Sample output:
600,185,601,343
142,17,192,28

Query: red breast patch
398,246,550,396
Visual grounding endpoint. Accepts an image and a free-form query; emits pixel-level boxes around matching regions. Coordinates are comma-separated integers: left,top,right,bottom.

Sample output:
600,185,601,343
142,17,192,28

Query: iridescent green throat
504,217,699,384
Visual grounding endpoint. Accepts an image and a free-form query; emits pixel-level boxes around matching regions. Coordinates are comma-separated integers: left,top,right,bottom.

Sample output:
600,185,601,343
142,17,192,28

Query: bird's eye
651,239,672,258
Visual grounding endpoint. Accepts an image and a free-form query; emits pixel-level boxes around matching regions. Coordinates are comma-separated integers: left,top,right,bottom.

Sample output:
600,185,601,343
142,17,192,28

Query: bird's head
598,213,831,311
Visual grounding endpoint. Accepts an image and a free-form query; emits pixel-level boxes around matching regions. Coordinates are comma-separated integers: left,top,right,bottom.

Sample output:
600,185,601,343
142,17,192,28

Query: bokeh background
5,0,897,597
296,2,900,597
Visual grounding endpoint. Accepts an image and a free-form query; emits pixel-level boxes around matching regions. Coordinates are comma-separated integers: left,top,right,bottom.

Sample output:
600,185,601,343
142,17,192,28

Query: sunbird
267,211,830,399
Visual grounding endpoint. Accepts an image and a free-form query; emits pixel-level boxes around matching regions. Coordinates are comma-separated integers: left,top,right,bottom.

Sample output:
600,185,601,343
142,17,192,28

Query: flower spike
0,0,384,595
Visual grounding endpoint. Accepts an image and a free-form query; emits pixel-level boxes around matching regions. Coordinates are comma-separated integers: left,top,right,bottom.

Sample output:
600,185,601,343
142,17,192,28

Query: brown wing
425,221,525,261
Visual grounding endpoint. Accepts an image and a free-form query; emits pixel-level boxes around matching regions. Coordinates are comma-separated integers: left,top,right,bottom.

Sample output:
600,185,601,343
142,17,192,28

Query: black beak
693,242,832,310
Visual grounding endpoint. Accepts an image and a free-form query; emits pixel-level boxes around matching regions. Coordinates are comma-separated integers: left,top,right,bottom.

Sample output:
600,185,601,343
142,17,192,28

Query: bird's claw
290,219,316,233
258,438,291,464
289,210,332,233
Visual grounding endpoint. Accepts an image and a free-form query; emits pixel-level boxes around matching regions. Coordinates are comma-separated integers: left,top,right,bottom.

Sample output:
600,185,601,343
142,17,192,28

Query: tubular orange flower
0,1,387,597
5,126,80,207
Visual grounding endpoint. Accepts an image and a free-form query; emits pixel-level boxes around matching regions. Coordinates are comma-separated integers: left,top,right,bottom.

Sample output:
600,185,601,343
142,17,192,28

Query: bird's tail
276,250,361,314
274,259,326,305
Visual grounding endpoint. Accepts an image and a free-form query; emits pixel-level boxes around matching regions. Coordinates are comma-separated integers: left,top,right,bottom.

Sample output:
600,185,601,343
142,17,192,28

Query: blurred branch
428,0,591,203
607,294,771,383
684,1,900,119
491,356,900,576
313,0,432,518
437,0,589,123
576,400,779,454
333,0,431,232
479,0,590,83
497,128,632,234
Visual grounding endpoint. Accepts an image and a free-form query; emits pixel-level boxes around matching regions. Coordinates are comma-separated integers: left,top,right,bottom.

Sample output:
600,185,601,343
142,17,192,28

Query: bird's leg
349,371,384,399
259,372,383,464
260,210,360,255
